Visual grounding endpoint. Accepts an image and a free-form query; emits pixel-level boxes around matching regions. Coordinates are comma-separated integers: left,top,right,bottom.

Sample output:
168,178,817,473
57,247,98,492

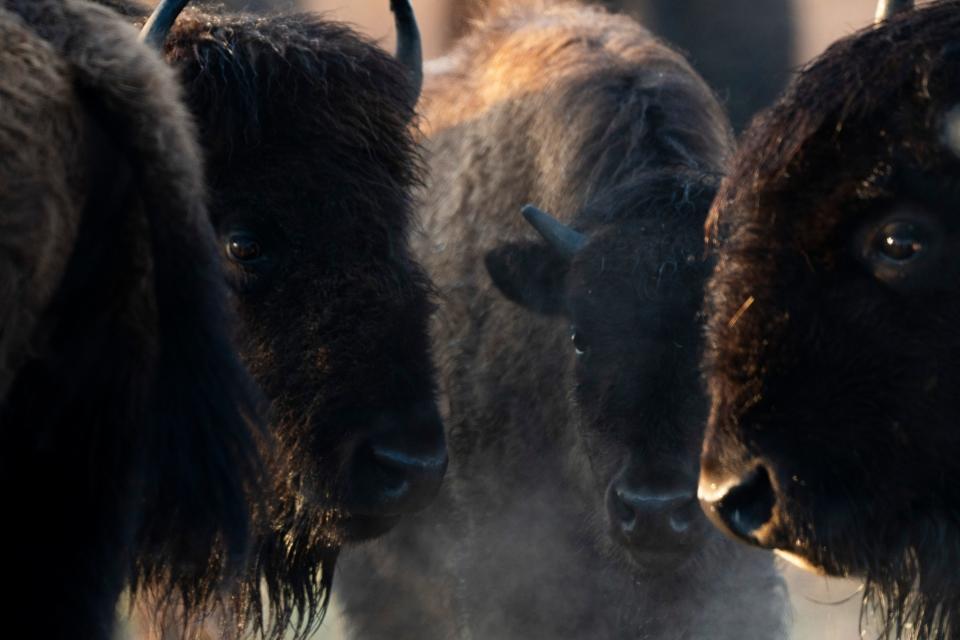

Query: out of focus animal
0,0,260,637
448,0,795,131
698,1,960,638
337,3,787,638
600,0,794,130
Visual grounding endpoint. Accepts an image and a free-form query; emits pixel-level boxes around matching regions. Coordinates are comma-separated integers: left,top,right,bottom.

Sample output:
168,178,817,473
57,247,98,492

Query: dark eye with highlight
226,233,263,264
856,209,944,290
571,326,588,356
874,221,925,263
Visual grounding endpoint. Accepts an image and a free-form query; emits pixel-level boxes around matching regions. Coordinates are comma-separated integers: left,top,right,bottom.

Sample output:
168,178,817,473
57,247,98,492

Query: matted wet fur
0,0,260,637
336,3,787,639
125,7,439,639
702,2,960,638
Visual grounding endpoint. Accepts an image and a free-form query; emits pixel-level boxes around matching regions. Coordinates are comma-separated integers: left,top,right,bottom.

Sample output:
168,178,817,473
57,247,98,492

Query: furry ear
484,241,571,316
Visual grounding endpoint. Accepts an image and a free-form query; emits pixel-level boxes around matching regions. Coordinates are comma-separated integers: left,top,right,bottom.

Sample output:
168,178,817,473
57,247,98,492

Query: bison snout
344,402,447,519
606,472,703,557
697,464,776,548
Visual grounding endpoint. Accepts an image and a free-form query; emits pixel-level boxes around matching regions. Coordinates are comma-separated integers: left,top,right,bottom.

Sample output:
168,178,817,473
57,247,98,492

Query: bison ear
485,241,570,316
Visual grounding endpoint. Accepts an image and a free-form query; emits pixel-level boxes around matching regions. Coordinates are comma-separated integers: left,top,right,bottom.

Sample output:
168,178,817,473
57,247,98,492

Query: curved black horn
139,0,190,48
875,0,914,23
521,205,587,259
391,0,423,106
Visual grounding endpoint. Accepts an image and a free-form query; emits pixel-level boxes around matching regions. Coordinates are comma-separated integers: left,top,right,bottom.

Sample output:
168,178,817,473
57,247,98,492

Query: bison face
212,180,445,544
701,154,960,580
698,9,960,630
486,203,716,571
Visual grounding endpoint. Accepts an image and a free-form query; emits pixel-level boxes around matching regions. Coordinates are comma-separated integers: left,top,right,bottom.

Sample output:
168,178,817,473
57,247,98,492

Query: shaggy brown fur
702,2,960,638
0,0,260,637
448,0,795,130
337,3,787,638
119,6,443,639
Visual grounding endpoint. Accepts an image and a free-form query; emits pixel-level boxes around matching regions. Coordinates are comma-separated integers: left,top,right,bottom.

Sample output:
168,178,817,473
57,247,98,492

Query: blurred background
119,1,909,638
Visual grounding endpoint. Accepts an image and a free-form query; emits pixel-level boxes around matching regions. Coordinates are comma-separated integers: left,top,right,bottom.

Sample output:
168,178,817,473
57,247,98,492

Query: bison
0,0,260,637
698,1,960,637
119,1,447,637
336,3,787,638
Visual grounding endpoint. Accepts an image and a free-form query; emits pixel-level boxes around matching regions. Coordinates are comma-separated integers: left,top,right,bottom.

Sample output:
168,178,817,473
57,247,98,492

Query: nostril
346,441,447,517
367,446,412,496
669,510,692,534
700,466,776,544
343,403,447,517
610,488,638,530
611,484,698,539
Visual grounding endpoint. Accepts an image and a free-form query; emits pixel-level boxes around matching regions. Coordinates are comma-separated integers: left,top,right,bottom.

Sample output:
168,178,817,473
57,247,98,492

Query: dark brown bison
120,2,446,637
337,3,787,638
0,0,260,637
698,1,960,638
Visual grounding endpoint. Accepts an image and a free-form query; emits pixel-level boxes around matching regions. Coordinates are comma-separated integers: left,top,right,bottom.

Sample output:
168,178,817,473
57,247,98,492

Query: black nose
698,465,776,546
346,402,447,517
607,476,701,550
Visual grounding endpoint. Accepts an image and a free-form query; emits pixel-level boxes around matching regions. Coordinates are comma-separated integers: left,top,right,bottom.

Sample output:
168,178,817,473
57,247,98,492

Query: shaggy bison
123,2,446,636
337,3,787,638
699,1,960,637
0,0,259,637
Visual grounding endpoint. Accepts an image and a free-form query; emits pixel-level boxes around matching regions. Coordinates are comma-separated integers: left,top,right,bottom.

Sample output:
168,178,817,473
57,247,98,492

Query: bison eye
226,233,263,263
571,326,588,356
857,210,944,290
876,221,924,262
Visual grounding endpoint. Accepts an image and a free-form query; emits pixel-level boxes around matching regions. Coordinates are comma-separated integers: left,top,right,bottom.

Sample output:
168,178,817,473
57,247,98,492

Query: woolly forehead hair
161,10,422,190
576,170,721,229
711,0,960,231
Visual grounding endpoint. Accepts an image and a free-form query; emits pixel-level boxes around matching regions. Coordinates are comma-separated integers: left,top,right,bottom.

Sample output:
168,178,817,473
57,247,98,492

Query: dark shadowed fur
337,3,787,638
128,8,438,639
702,2,960,638
0,0,260,637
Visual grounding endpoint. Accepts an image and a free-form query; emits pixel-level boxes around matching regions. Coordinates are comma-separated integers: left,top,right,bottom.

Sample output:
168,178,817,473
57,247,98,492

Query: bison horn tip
521,204,588,258
391,0,423,108
874,0,914,23
139,0,191,48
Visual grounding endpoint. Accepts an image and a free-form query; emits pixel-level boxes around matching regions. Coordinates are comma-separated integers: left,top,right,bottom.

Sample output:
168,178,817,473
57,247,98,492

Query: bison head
485,175,719,572
159,9,445,633
698,3,960,636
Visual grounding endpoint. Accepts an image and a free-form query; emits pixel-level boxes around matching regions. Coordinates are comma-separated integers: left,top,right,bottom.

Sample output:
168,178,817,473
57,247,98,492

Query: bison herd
1,0,957,638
